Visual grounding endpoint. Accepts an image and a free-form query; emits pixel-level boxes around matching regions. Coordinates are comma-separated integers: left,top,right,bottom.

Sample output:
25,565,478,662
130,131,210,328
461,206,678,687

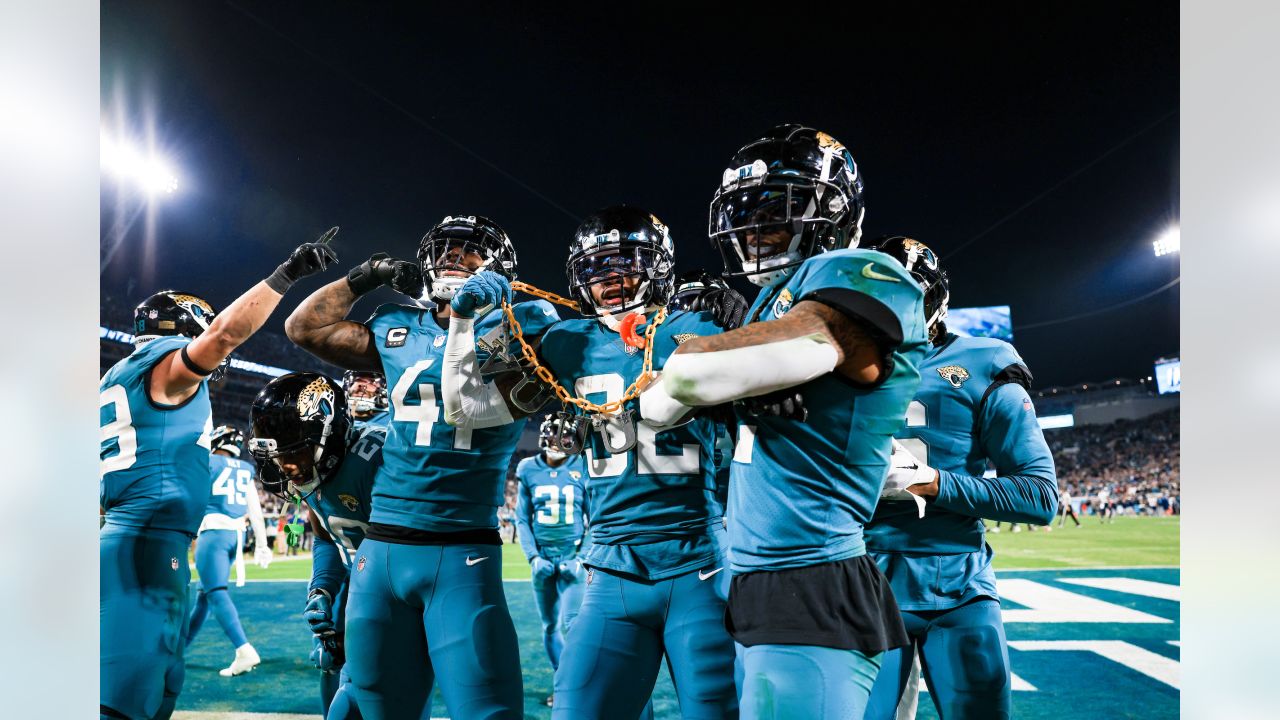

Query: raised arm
441,272,555,427
284,252,423,371
150,233,338,404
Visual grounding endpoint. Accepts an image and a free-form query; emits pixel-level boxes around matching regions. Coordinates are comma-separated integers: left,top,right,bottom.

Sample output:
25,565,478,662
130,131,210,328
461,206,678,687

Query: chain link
502,283,666,416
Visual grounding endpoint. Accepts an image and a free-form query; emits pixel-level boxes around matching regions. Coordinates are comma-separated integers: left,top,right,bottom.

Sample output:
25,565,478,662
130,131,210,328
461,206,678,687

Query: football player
100,234,337,720
640,124,928,719
863,236,1058,720
248,372,388,720
442,205,740,718
284,216,558,719
513,416,590,707
343,370,390,432
184,425,273,677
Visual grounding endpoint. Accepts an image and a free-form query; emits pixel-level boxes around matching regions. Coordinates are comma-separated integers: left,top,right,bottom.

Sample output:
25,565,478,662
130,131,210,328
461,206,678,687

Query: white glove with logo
880,439,935,519
255,545,274,569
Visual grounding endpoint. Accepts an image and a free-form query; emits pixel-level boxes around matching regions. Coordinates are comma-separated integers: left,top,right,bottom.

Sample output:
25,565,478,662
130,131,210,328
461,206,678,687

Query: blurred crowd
1046,408,1180,516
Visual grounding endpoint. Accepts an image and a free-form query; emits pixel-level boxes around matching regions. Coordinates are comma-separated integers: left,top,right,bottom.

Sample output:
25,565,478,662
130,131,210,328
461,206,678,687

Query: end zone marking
1008,640,1180,689
1058,577,1180,601
997,579,1173,623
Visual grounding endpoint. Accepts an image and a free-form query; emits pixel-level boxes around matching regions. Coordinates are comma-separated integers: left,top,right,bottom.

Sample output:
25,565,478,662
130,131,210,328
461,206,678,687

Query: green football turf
201,516,1179,582
988,515,1179,569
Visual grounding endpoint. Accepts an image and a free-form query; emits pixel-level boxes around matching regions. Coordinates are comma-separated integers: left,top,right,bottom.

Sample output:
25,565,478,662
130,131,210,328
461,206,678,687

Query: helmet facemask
710,176,862,287
417,216,517,303
569,244,671,318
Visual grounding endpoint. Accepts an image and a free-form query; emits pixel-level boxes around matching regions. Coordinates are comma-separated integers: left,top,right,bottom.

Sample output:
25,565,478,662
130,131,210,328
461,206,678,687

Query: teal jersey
514,452,589,558
100,336,214,536
866,334,1058,609
538,309,726,580
728,248,928,573
304,426,385,566
353,409,391,434
202,454,256,520
367,300,559,532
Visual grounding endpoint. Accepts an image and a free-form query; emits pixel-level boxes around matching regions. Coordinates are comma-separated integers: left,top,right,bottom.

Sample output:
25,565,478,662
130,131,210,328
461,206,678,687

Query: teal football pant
100,526,190,720
739,644,882,720
865,598,1011,720
186,529,248,648
552,563,738,719
344,539,522,720
530,543,586,670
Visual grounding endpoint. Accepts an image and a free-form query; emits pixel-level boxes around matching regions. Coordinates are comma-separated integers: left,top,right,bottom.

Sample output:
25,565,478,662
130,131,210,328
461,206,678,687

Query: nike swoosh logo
698,567,724,581
862,263,901,282
465,556,489,566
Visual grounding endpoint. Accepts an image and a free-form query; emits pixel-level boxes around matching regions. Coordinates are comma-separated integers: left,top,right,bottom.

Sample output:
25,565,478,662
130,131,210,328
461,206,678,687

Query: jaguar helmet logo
297,377,335,418
901,238,938,274
937,365,970,388
170,294,215,331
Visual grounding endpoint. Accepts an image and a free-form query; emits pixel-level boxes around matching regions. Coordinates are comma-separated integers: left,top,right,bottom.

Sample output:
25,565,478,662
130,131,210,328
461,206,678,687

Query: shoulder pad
511,300,561,335
366,302,419,327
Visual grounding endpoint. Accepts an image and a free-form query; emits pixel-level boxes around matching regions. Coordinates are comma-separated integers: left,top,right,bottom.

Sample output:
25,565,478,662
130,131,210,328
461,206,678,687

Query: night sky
100,2,1179,389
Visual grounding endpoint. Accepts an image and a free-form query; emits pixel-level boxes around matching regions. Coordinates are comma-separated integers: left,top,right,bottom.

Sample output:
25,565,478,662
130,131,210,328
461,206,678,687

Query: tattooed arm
284,277,382,371
640,300,887,422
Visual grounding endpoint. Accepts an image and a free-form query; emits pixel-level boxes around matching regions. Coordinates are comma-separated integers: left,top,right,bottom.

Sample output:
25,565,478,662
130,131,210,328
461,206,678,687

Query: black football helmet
538,413,588,456
417,215,518,303
708,124,865,286
133,290,229,380
248,372,350,499
342,370,389,417
874,236,950,341
567,205,676,317
210,425,245,457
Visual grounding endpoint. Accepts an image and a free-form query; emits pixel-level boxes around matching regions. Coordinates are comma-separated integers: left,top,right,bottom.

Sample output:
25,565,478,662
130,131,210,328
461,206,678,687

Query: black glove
701,282,749,330
736,389,808,422
672,271,748,329
265,226,340,294
347,253,424,297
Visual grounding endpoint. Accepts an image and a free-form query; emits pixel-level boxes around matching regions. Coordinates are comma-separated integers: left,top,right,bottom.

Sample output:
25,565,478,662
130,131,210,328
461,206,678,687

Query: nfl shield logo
170,557,179,571
357,556,367,572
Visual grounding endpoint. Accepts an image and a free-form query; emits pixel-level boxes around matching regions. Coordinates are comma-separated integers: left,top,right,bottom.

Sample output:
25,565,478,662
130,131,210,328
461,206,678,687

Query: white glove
254,545,273,569
880,439,935,519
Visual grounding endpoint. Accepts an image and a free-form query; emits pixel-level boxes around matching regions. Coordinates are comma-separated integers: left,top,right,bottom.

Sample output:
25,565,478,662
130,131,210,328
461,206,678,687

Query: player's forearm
246,490,269,547
186,281,282,369
284,277,378,369
657,334,838,410
514,505,540,561
308,537,347,597
441,316,516,429
934,471,1059,524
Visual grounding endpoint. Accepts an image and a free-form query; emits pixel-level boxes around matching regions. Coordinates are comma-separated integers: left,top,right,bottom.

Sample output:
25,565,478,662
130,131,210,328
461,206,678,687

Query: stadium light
1152,225,1180,257
101,130,179,196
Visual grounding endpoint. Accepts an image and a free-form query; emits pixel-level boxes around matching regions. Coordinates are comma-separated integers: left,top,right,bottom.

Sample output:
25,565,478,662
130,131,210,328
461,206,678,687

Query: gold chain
511,281,580,311
502,283,667,415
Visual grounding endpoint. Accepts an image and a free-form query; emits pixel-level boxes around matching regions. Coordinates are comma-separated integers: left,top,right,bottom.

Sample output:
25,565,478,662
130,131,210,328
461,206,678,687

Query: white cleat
219,643,261,677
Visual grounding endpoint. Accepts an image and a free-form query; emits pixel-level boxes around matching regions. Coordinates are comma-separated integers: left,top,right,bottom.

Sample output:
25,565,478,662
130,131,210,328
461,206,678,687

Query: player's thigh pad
917,599,1011,720
531,568,562,634
552,569,665,719
343,539,434,720
739,644,882,720
424,543,523,719
663,564,737,718
193,529,236,591
866,609,930,720
557,563,587,636
100,528,191,720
